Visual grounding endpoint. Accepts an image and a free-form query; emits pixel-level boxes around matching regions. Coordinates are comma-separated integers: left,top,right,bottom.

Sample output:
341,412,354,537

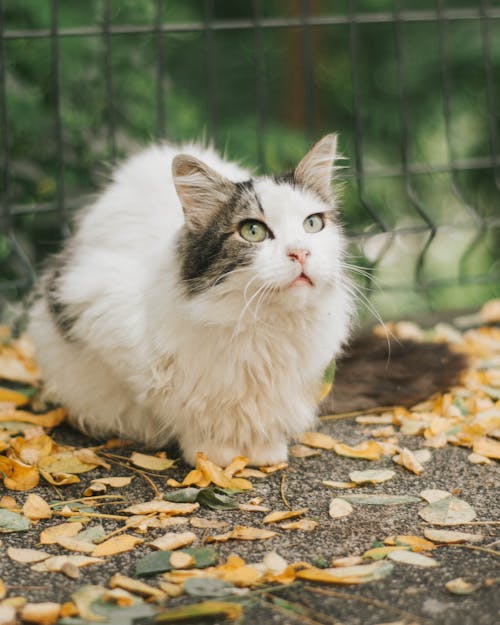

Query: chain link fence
1,0,499,318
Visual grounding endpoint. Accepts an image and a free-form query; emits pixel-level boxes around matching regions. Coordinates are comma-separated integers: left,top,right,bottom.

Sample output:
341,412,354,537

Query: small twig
304,586,430,624
280,473,292,510
320,406,399,421
99,454,161,497
49,494,126,508
54,511,129,521
438,544,500,558
97,511,157,542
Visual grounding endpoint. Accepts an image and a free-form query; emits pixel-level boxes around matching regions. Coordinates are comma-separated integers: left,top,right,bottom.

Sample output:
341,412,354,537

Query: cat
28,134,354,466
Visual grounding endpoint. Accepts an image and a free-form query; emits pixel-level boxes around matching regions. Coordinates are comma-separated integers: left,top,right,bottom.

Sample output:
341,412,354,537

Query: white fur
29,141,354,466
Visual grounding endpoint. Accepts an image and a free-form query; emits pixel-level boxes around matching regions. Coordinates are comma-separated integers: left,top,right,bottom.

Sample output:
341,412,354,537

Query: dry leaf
418,496,476,526
196,453,252,490
130,452,174,471
467,452,492,465
387,551,439,567
73,449,111,470
23,493,51,520
39,469,80,486
289,444,321,458
423,528,484,544
170,551,195,569
20,602,61,625
259,462,289,473
363,546,409,560
329,498,353,519
0,408,65,429
91,476,133,488
419,489,452,503
56,536,96,554
349,469,395,484
0,388,30,407
223,456,249,477
1,457,39,491
0,495,18,511
39,452,97,475
299,431,337,450
238,503,270,512
7,547,51,563
279,519,318,531
331,556,364,567
333,440,384,461
91,534,143,557
393,448,424,475
31,555,103,573
39,522,83,545
150,531,197,551
123,500,199,515
297,561,393,584
472,437,500,459
208,526,277,542
109,573,165,600
263,508,308,524
445,577,481,594
384,535,435,552
234,468,267,479
322,480,356,489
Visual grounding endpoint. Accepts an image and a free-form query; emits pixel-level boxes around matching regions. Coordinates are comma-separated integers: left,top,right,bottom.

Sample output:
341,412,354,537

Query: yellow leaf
259,462,289,474
11,434,56,466
223,456,249,477
299,431,337,450
74,449,111,470
38,451,98,475
169,551,195,569
2,458,39,491
91,534,143,557
289,444,321,458
130,452,175,471
23,493,52,520
123,500,199,515
109,573,165,600
39,522,84,545
363,546,409,560
263,508,308,524
279,518,318,531
91,477,133,488
196,452,252,490
472,437,500,460
333,440,384,461
39,469,80,486
0,408,66,428
7,547,51,563
149,531,197,551
21,602,61,625
0,387,30,406
384,535,436,552
208,525,277,542
393,448,424,475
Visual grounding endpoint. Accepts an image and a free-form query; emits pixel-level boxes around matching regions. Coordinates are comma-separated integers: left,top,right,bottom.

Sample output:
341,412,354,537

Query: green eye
239,220,269,243
303,213,324,233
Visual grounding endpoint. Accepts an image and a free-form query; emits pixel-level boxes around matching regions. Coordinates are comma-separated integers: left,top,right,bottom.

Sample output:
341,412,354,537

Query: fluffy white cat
29,134,354,466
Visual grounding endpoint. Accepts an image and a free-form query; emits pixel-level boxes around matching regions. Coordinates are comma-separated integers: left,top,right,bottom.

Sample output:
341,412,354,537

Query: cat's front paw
246,441,288,467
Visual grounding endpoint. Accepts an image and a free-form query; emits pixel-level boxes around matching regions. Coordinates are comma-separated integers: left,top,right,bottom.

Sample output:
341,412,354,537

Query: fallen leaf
184,578,236,598
39,451,97,475
74,449,111,470
223,456,249,477
297,561,393,584
384,535,435,552
445,577,481,594
91,534,144,557
39,522,83,545
39,469,80,486
259,462,289,473
333,440,384,460
130,451,175,471
472,437,500,460
329,498,353,519
468,452,492,465
31,555,103,573
423,528,484,543
349,469,395,484
56,536,96,553
7,547,51,563
0,508,31,532
109,573,165,600
135,547,218,577
363,546,409,560
387,551,439,567
331,556,364,567
299,431,337,450
207,526,277,543
393,448,424,475
418,496,476,525
20,602,61,625
150,531,197,551
322,480,357,489
263,508,308,524
155,600,243,622
289,444,321,458
0,408,65,429
0,387,30,407
190,517,229,530
169,551,195,569
91,476,133,488
1,457,39,491
279,518,318,531
123,500,199,515
22,493,51,520
419,489,453,503
196,452,252,490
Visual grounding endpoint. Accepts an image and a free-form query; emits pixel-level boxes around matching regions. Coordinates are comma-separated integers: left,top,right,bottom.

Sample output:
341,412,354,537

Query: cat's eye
239,220,270,243
303,213,324,233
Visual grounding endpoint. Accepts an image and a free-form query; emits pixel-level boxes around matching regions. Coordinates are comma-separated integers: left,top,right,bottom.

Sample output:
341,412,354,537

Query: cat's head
173,134,349,322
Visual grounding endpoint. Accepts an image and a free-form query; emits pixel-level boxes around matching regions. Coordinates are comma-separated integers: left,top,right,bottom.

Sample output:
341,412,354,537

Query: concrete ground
1,416,498,625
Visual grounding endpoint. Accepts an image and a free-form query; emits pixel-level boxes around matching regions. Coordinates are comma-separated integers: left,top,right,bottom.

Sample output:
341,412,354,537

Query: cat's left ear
172,154,236,231
294,133,338,202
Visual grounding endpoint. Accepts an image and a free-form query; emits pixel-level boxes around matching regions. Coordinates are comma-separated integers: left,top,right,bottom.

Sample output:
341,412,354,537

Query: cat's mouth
288,272,314,288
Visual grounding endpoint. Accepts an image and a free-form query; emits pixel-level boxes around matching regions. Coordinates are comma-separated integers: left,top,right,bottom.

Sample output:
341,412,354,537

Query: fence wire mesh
1,0,499,317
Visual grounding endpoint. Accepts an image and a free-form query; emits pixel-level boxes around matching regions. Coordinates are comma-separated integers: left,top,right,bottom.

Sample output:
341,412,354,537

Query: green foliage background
1,0,499,317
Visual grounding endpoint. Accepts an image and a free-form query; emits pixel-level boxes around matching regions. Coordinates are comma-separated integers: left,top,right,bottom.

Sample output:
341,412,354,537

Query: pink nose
287,248,310,266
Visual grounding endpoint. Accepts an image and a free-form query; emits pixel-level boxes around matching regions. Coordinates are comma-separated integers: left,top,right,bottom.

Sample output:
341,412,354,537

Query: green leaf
323,359,336,385
135,546,218,577
155,601,243,622
76,524,106,544
184,578,236,598
58,599,156,625
0,509,31,532
197,487,238,510
340,494,420,506
163,488,200,503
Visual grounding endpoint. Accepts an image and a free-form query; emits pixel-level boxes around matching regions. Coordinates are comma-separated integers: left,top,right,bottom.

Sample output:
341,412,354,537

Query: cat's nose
287,248,310,266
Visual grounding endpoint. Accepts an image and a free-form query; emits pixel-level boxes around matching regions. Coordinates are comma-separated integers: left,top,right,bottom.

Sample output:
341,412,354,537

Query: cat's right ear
172,155,236,231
